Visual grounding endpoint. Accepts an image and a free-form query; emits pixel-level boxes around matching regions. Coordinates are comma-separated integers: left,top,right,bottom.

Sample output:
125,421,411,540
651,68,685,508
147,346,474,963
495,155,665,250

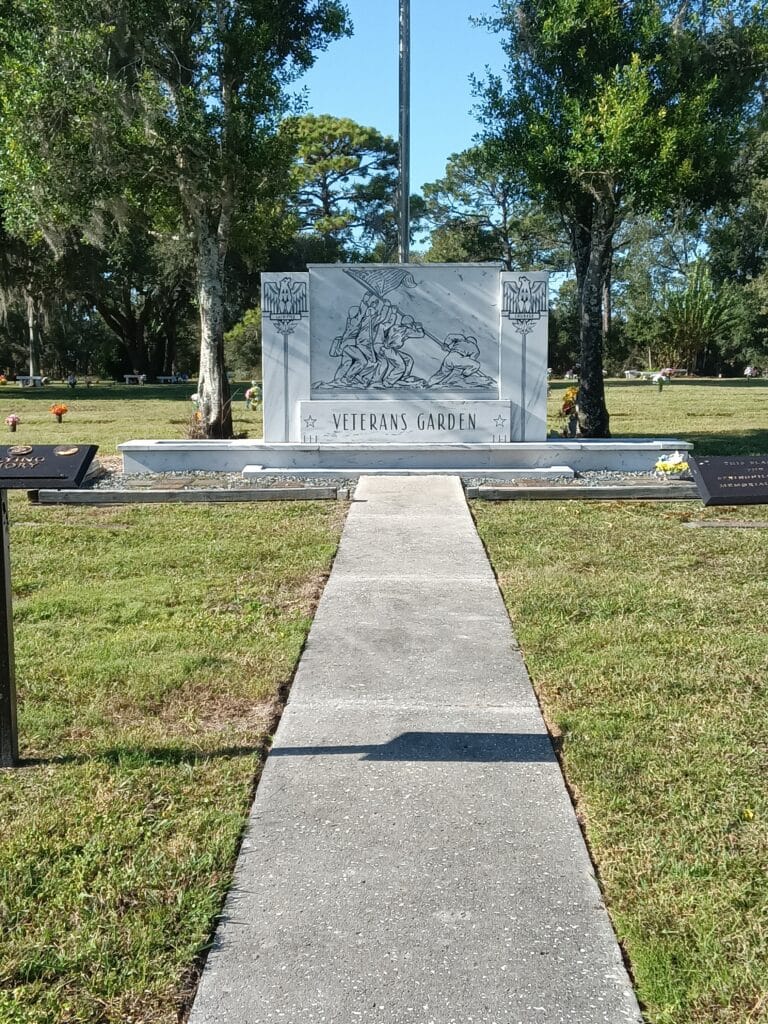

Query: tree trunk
26,294,42,377
196,223,232,438
602,249,612,350
572,195,613,437
127,323,148,376
162,316,177,377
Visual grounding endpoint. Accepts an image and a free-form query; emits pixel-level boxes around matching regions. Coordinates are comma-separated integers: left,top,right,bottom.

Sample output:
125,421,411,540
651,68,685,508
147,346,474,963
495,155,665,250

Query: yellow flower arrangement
561,386,579,417
655,451,689,476
559,386,580,436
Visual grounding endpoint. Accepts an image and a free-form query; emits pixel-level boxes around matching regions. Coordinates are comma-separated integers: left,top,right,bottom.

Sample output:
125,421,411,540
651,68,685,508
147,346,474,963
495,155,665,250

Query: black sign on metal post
1,489,18,767
0,444,98,766
689,455,768,506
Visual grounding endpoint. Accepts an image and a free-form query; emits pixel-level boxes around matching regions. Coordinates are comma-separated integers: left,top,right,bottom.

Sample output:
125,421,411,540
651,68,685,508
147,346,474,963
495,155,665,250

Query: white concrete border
119,438,693,475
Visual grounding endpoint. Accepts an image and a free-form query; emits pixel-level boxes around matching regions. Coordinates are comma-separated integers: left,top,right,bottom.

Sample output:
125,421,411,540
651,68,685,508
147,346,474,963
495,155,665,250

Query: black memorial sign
689,455,768,506
0,443,98,489
1,442,98,766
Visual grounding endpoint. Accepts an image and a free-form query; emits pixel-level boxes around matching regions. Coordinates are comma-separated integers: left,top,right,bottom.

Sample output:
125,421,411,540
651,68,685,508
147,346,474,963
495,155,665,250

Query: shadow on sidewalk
271,731,556,762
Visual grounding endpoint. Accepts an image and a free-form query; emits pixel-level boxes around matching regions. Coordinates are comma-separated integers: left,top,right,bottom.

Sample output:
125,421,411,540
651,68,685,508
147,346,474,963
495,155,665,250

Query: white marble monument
261,264,549,444
119,261,694,475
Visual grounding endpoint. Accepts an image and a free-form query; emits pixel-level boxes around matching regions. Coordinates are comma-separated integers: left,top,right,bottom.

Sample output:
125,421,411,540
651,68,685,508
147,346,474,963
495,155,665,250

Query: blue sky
294,1,507,192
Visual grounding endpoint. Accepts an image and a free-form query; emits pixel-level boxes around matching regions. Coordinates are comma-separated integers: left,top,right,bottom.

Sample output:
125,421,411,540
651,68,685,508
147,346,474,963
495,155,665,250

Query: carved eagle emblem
263,276,308,318
502,277,548,317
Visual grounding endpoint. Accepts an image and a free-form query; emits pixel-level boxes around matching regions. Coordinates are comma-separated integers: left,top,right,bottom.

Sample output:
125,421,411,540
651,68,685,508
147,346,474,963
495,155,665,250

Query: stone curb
467,482,699,500
29,486,341,505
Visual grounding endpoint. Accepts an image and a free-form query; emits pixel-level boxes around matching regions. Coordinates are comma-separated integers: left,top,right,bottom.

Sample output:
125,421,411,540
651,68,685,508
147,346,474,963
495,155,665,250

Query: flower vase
567,413,578,437
8,423,16,432
55,413,63,423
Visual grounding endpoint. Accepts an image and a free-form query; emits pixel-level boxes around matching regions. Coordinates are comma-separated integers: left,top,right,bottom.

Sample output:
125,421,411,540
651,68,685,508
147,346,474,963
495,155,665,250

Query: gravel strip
85,462,691,495
86,469,359,492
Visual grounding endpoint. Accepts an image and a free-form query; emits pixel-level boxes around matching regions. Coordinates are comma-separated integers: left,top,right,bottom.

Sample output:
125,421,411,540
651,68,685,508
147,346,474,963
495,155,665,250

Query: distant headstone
261,264,549,445
689,455,768,506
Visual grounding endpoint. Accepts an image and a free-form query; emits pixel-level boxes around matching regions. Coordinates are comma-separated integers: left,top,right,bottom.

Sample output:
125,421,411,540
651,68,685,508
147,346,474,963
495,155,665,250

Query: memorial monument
261,263,549,446
235,259,689,474
119,0,691,477
120,262,692,476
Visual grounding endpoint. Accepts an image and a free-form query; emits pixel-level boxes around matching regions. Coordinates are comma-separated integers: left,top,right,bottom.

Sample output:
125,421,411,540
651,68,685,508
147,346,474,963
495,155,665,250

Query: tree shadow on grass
604,378,768,390
18,744,261,769
661,378,768,389
614,427,768,457
19,732,558,768
6,384,195,403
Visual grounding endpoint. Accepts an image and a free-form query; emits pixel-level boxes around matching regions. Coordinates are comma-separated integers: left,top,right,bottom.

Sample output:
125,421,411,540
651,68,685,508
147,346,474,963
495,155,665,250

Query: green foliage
653,261,741,371
422,143,569,270
0,1,351,436
548,279,580,373
475,0,767,435
479,0,765,214
738,272,768,364
475,495,768,1024
0,203,199,378
708,184,768,288
610,208,768,373
706,128,768,366
224,307,261,378
68,220,196,377
283,112,424,262
286,114,397,251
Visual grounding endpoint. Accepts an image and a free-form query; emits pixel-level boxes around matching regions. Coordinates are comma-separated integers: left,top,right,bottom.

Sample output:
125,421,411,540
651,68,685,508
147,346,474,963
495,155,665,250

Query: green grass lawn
0,381,262,455
0,496,344,1023
474,499,767,1024
0,379,766,1023
0,375,765,457
548,377,768,455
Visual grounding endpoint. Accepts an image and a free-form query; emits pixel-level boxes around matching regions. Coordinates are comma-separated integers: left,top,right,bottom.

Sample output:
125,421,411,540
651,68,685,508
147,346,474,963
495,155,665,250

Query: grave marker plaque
0,443,98,489
689,455,768,506
1,443,98,765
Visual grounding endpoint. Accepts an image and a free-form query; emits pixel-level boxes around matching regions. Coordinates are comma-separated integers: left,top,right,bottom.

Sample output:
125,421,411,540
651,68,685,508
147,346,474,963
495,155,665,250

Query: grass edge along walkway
0,496,346,1024
188,476,641,1024
473,498,768,1024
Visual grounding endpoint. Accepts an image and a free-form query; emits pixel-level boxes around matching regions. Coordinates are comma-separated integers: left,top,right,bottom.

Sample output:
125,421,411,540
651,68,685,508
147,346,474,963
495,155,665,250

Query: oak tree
422,144,568,271
476,0,767,434
0,0,349,436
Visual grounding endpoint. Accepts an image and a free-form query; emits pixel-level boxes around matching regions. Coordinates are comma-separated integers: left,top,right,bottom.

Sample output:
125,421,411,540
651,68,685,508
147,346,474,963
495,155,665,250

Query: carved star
493,415,507,428
303,415,317,429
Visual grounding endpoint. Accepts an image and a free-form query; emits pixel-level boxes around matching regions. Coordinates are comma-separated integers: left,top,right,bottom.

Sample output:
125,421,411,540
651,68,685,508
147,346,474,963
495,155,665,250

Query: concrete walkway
189,477,642,1024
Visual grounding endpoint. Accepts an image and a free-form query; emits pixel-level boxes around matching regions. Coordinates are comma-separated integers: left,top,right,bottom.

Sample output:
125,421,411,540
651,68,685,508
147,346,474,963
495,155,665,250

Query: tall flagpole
398,0,410,264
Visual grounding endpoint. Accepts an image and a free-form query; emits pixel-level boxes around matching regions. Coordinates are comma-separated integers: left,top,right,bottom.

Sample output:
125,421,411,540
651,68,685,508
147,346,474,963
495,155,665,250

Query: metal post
398,0,411,264
0,489,18,767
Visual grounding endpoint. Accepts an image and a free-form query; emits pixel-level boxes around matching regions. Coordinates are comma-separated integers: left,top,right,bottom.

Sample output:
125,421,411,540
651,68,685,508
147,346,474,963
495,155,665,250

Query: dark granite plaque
0,444,98,489
689,455,768,506
1,442,99,765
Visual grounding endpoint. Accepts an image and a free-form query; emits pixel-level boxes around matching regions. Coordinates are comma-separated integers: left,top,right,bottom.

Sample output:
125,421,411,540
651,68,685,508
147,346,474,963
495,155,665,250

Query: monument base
118,438,693,476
